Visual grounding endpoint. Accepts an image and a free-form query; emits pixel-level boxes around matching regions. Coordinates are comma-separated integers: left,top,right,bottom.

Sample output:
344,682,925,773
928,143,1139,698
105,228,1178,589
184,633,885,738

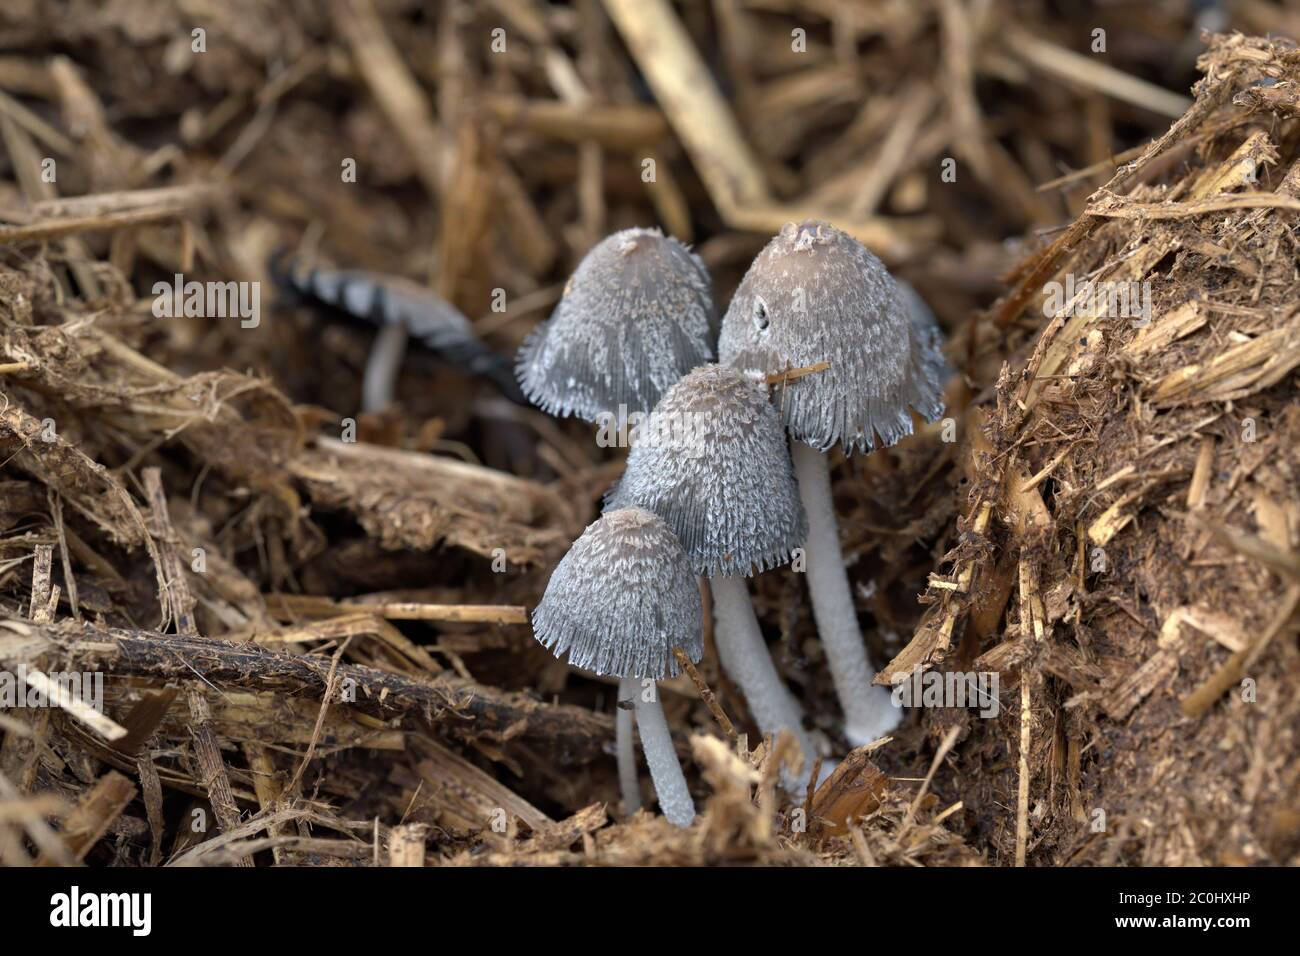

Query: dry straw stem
301,437,574,565
387,822,430,866
0,768,75,866
674,646,737,742
484,95,667,149
343,602,528,624
1180,585,1300,719
0,183,218,243
35,770,136,866
407,735,553,834
1002,26,1193,118
18,667,126,743
903,724,961,841
185,685,254,867
0,617,614,762
599,0,766,210
332,0,443,203
599,0,928,260
763,360,831,386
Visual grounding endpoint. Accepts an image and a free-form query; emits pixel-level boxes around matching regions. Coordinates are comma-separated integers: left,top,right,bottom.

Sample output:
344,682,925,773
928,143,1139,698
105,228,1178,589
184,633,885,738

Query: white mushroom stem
710,574,817,768
616,676,641,815
362,322,409,412
791,440,901,747
632,680,695,827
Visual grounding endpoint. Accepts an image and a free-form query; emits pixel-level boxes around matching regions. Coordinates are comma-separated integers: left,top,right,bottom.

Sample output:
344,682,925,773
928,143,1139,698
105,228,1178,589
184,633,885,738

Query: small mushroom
532,506,703,827
275,259,524,411
607,364,819,776
515,227,716,421
719,220,950,746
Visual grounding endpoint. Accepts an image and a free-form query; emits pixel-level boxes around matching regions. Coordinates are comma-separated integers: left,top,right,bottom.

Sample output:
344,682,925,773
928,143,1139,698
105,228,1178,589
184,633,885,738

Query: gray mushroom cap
718,220,949,454
531,506,703,680
606,364,807,578
895,278,950,369
516,227,717,421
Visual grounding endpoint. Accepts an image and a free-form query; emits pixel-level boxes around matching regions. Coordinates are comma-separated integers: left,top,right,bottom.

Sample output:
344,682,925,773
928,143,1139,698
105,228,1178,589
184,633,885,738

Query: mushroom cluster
519,219,949,826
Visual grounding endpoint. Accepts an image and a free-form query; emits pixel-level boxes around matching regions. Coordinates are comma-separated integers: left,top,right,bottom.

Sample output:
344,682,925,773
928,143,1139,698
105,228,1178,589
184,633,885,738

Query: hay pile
0,1,1295,866
884,33,1300,866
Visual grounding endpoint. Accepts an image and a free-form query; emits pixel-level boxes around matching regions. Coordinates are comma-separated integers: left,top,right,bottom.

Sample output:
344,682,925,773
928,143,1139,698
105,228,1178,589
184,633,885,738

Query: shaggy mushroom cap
896,278,950,370
718,220,948,454
516,227,716,421
606,364,807,577
531,507,703,679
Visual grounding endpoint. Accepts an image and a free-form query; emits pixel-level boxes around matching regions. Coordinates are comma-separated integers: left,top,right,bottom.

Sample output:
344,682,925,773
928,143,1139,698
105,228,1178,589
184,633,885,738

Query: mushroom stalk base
616,676,641,815
362,322,409,413
710,574,817,771
633,681,695,827
790,440,901,747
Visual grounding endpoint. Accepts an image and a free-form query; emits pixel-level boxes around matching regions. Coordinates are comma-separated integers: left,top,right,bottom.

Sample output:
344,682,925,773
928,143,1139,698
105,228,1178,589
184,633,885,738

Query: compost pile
899,32,1300,866
0,0,1296,866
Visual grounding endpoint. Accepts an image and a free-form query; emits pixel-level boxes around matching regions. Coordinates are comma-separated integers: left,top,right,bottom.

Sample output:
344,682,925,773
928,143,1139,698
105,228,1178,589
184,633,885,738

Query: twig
186,685,254,867
764,361,831,387
1181,585,1300,718
35,770,136,865
0,617,614,761
900,724,960,838
1003,26,1192,118
673,647,736,742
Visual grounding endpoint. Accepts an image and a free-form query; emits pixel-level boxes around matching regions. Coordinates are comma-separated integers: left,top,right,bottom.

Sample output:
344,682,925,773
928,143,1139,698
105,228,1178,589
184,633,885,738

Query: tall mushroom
532,506,703,827
607,363,818,773
718,220,950,746
516,227,716,423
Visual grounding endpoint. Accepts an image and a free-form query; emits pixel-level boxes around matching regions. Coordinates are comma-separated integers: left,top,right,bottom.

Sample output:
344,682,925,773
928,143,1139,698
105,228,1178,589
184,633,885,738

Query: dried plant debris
886,33,1300,866
0,0,1296,867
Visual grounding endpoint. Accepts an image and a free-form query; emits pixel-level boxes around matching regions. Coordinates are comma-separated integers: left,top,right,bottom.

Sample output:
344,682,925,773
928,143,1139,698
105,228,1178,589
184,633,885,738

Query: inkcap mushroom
531,506,703,827
719,220,950,746
516,227,716,423
275,259,523,411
